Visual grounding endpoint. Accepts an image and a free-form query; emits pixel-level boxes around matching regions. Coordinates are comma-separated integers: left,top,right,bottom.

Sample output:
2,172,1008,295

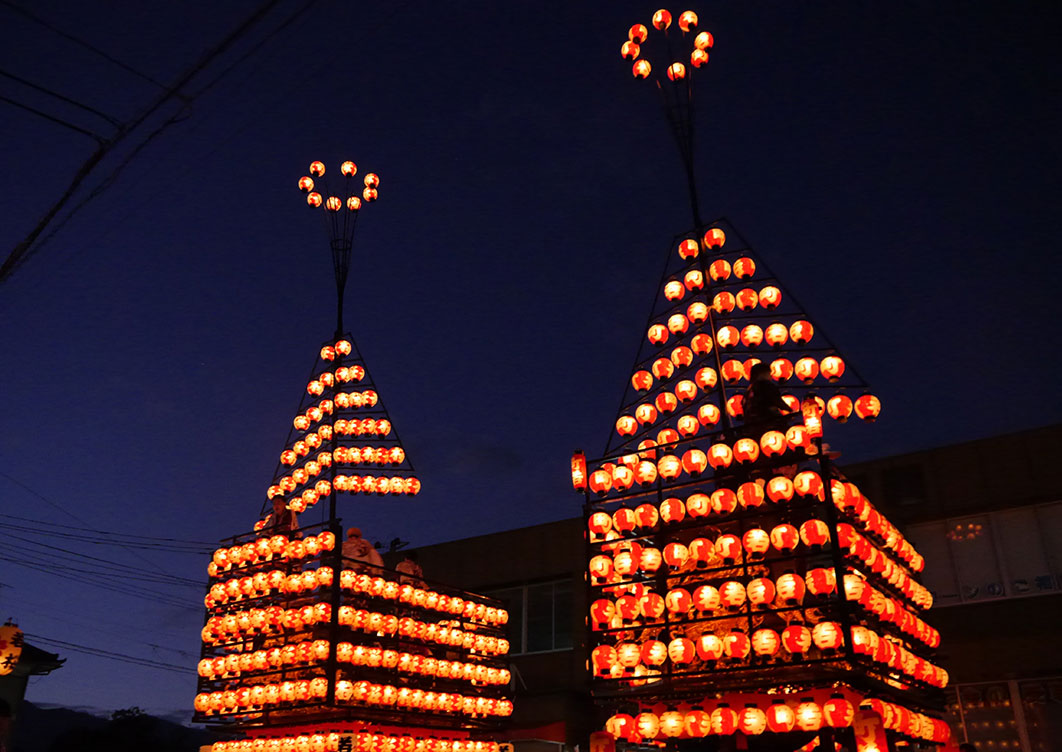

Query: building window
905,502,1062,607
943,678,1062,751
486,580,573,655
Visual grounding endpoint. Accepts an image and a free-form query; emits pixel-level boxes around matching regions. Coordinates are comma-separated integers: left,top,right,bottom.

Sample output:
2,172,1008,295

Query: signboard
853,710,889,752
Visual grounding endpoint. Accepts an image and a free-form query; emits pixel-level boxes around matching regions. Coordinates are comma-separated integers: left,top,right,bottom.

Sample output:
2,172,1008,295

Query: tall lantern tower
193,160,513,752
573,11,951,751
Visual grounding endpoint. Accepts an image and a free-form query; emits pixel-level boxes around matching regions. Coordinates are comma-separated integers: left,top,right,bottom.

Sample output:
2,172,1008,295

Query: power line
0,0,284,283
0,68,123,127
23,631,193,674
0,94,107,141
0,0,167,89
0,513,214,545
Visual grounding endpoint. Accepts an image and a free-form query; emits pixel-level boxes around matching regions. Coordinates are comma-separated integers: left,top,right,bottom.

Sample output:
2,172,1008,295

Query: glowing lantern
764,322,788,348
737,481,765,509
658,454,681,479
641,640,667,666
665,588,692,615
770,523,799,553
696,633,724,661
824,694,855,728
776,572,805,604
740,705,767,735
716,325,739,350
735,288,758,311
629,23,649,42
766,476,794,503
615,415,637,436
0,621,23,676
733,438,760,464
659,497,685,523
667,313,689,335
685,708,711,737
684,269,704,290
635,404,658,425
667,62,687,81
652,357,675,380
714,534,742,563
724,630,751,660
805,567,837,596
812,621,843,650
635,460,658,485
741,325,764,348
713,291,735,314
693,585,720,612
309,161,326,176
663,280,685,301
782,624,812,655
695,30,714,49
711,703,738,735
726,394,745,419
843,574,866,603
821,355,845,382
617,642,642,668
571,452,588,491
676,414,699,437
697,403,721,428
613,507,636,532
752,628,780,657
711,488,737,515
686,301,708,324
621,40,640,60
733,257,756,279
677,10,698,31
652,8,672,29
799,519,830,547
588,470,612,495
770,358,794,382
660,709,685,738
766,701,796,733
855,394,882,421
694,366,717,390
688,537,713,566
648,324,669,345
362,186,378,202
691,334,713,356
663,541,689,569
590,599,616,629
827,394,853,422
742,527,770,557
636,712,660,739
325,196,342,211
677,447,706,476
794,357,820,384
709,258,731,280
721,360,744,384
668,637,695,664
790,320,814,345
631,370,654,391
786,424,809,450
747,577,775,608
347,196,361,211
720,581,746,610
639,547,662,572
707,443,733,469
794,470,824,500
640,592,665,619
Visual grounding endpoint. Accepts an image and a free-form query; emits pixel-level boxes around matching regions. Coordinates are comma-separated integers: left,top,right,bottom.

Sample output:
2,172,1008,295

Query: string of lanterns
210,733,501,752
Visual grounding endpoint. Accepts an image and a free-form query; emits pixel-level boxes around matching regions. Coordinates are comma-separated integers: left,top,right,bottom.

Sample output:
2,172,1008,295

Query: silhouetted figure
263,498,298,536
342,527,384,570
743,362,792,427
396,550,424,584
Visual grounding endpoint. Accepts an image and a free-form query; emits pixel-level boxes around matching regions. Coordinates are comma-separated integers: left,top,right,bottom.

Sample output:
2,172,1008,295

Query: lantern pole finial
621,12,714,230
296,160,380,336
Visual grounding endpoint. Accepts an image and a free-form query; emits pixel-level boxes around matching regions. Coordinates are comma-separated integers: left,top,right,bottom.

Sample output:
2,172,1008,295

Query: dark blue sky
1,0,1059,719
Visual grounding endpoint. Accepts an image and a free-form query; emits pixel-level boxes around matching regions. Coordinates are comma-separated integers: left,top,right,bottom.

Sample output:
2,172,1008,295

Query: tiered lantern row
193,161,511,749
260,337,421,518
572,220,948,746
195,526,511,733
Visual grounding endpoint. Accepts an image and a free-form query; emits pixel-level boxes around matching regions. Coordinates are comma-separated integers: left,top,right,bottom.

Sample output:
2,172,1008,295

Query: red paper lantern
742,528,770,557
855,394,882,421
821,355,845,382
766,476,794,503
696,633,724,660
733,437,760,463
709,259,731,281
720,581,747,610
677,238,699,260
789,320,814,345
805,567,837,596
684,709,711,737
724,630,750,660
713,291,735,314
782,625,812,655
715,534,743,563
823,694,855,728
752,628,780,656
733,257,756,279
747,577,776,608
764,322,788,347
652,357,675,380
659,497,684,523
664,280,684,301
776,572,805,604
668,637,695,664
711,703,738,735
710,487,738,515
681,448,708,475
693,585,720,612
640,640,667,666
770,523,800,553
736,288,759,311
685,269,704,290
812,621,843,650
794,357,820,384
648,324,669,345
708,444,733,469
740,324,764,348
800,519,830,547
739,705,767,735
766,701,796,733
737,481,765,509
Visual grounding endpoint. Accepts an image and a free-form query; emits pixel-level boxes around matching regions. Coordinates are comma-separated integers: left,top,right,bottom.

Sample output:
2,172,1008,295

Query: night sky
1,0,1060,721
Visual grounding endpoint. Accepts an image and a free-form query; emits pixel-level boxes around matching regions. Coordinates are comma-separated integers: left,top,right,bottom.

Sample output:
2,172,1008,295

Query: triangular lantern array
192,162,513,752
261,335,421,521
574,221,950,746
